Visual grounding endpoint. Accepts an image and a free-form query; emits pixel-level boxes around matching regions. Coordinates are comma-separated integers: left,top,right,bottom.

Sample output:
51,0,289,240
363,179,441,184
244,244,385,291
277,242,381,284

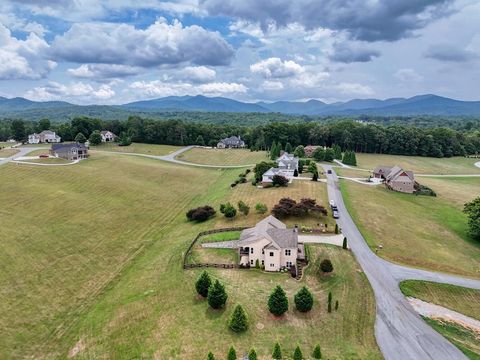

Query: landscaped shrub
312,345,322,359
335,224,339,234
272,174,289,187
239,177,247,183
272,342,283,359
312,147,325,161
268,285,288,316
255,202,268,214
220,202,237,219
294,286,314,312
320,259,333,273
335,300,339,310
245,169,251,174
342,237,348,249
186,206,216,222
293,168,298,177
207,351,215,360
248,348,257,360
328,291,332,313
231,183,237,188
195,271,212,298
255,259,260,269
227,346,237,360
414,183,437,196
228,304,248,332
238,201,250,216
207,280,228,309
312,172,318,181
293,346,303,360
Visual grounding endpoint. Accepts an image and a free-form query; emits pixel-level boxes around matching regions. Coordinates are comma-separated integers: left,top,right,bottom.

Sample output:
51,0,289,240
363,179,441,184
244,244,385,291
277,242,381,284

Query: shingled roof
238,215,298,249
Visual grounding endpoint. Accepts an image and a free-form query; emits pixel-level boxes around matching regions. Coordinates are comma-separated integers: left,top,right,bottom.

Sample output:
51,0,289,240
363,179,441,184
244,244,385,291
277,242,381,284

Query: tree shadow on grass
205,306,227,319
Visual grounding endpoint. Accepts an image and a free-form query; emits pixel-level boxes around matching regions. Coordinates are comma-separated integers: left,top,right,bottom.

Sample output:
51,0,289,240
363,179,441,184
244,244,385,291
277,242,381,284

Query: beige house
100,130,117,142
373,165,415,193
237,216,299,271
28,130,61,144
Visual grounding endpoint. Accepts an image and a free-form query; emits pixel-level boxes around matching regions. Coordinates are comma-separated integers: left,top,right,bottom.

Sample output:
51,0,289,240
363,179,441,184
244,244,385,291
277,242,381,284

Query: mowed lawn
0,153,380,359
92,142,182,156
0,148,19,157
341,180,480,278
176,147,268,166
355,153,480,175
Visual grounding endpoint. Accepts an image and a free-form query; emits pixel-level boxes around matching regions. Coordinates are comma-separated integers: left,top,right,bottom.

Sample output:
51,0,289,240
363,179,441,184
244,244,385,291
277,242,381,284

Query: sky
0,0,479,105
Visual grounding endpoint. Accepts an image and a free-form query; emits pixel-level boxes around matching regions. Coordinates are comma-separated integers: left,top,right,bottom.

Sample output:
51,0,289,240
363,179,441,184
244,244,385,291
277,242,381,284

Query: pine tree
312,345,322,359
248,348,257,360
195,271,212,298
294,286,314,312
207,280,228,309
334,224,339,234
270,141,279,160
327,291,332,313
285,142,293,153
272,342,283,359
268,285,289,316
228,304,248,332
342,237,348,250
293,346,304,360
324,148,334,162
351,151,357,166
207,351,215,360
293,168,298,177
335,300,339,310
227,346,237,360
333,144,342,160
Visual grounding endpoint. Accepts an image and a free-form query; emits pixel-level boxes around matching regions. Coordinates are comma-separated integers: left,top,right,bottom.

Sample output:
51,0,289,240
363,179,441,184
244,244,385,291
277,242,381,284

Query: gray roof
263,167,288,177
238,215,298,249
219,135,244,146
373,166,391,175
51,143,87,151
276,153,299,169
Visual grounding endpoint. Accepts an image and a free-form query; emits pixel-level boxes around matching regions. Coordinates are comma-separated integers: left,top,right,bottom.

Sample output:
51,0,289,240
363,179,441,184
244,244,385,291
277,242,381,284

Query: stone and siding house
373,165,415,193
217,136,245,148
100,131,117,142
50,143,88,160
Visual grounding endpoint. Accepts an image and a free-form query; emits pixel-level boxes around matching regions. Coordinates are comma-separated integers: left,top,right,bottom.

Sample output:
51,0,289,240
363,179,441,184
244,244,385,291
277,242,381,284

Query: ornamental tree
238,201,250,216
207,280,228,309
228,304,248,332
195,271,212,298
227,346,237,360
320,259,333,273
312,345,322,359
293,346,303,360
294,286,314,312
272,342,283,359
248,348,257,360
207,351,215,360
268,285,288,316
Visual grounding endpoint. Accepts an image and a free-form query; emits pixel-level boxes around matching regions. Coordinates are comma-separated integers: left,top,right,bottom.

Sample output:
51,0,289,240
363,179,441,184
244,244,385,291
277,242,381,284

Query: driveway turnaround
0,146,44,167
322,164,480,360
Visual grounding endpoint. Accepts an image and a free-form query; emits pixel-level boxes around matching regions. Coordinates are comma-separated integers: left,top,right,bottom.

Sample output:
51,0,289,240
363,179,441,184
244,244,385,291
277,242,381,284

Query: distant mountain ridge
1,94,480,121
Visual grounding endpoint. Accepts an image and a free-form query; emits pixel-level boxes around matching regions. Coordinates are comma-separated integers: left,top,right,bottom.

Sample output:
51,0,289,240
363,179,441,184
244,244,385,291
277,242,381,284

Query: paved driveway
0,146,43,167
321,164,480,360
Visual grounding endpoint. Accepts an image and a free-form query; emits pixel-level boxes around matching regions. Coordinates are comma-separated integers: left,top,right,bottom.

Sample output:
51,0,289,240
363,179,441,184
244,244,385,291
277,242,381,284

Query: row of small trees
342,150,357,166
186,201,269,222
208,343,323,360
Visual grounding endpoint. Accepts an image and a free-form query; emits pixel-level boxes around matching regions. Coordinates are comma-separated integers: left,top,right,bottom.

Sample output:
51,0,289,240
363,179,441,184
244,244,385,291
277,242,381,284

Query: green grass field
336,167,371,178
92,142,182,156
17,158,72,164
176,147,268,166
355,153,480,175
25,148,51,156
0,148,19,157
340,180,480,278
399,280,480,320
0,152,379,359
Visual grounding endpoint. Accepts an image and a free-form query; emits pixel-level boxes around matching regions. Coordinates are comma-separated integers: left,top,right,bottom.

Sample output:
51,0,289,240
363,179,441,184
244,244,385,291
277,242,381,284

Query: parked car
333,210,339,219
39,154,49,158
329,200,335,207
327,169,332,174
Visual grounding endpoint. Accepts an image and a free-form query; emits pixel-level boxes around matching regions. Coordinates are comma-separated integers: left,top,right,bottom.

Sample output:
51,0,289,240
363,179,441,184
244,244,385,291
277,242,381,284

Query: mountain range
1,94,480,121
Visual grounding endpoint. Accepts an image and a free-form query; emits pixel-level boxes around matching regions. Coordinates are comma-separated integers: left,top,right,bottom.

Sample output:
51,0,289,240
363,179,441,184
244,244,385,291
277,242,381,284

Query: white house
28,130,61,144
100,130,117,142
262,152,299,185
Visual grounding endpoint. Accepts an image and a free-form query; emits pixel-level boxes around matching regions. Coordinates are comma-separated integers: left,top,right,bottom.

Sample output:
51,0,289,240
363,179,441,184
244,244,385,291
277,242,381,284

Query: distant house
304,145,320,157
217,136,245,148
50,143,88,161
237,216,301,272
262,152,299,185
28,130,61,144
373,165,415,193
100,130,117,142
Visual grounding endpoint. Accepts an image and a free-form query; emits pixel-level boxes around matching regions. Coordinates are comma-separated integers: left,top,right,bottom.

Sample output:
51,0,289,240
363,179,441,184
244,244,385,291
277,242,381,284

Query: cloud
180,66,216,82
335,82,374,96
51,18,234,67
394,68,423,82
202,0,454,41
250,57,304,78
129,80,247,98
0,23,56,80
68,64,142,79
329,42,380,63
425,43,478,62
24,81,115,103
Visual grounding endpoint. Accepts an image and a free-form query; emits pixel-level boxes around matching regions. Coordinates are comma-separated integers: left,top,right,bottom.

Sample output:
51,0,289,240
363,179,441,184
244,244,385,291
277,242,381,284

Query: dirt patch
68,339,85,358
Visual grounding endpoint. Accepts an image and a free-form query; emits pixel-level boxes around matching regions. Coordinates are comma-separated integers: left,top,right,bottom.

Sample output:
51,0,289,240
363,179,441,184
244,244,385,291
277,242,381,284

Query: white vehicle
329,200,336,207
333,210,339,219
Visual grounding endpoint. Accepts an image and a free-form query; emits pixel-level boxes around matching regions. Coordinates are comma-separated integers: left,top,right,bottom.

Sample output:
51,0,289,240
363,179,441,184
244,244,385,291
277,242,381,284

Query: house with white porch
28,130,61,144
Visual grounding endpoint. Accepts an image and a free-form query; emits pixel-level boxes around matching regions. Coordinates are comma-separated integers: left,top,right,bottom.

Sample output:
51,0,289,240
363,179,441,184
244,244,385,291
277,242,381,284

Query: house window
270,263,274,267
250,260,254,265
262,249,264,254
250,248,253,254
286,261,292,268
270,252,274,257
261,260,264,266
285,249,291,256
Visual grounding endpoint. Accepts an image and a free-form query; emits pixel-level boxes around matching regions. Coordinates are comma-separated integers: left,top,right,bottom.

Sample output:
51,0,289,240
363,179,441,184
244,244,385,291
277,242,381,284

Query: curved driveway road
0,146,44,167
322,164,480,360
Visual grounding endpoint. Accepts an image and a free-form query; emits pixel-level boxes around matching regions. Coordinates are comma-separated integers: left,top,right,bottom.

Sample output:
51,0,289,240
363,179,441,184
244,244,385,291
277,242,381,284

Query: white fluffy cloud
51,18,234,67
0,23,55,80
68,64,142,79
250,57,304,78
24,81,115,103
129,80,246,98
180,66,216,83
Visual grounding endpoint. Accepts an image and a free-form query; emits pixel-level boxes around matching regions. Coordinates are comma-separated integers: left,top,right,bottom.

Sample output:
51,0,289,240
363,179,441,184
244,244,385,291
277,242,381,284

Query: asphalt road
322,164,480,360
0,146,43,167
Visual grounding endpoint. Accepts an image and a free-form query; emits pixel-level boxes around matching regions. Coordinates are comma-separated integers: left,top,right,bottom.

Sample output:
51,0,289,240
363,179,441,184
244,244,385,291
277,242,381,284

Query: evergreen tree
342,151,357,166
294,286,314,312
285,142,293,153
324,148,334,162
342,237,348,250
333,144,342,160
272,342,283,359
207,351,215,360
293,346,304,360
335,300,339,310
248,348,257,360
228,304,248,332
268,285,288,316
328,291,332,313
222,202,237,219
294,145,305,158
227,346,237,360
334,224,339,234
75,132,87,144
293,168,299,177
312,345,322,359
195,271,212,298
312,147,325,161
195,135,205,146
207,280,228,309
312,172,318,181
351,151,357,166
320,259,333,273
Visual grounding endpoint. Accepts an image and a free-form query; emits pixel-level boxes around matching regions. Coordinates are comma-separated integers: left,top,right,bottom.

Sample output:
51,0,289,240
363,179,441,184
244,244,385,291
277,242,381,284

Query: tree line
1,116,479,158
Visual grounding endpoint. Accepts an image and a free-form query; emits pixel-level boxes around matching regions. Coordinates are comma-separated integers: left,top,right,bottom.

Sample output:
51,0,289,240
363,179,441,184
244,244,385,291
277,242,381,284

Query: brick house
373,165,415,193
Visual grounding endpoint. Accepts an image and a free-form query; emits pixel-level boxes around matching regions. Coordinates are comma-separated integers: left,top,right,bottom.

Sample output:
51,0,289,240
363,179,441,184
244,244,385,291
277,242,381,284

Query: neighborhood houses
373,165,415,193
217,135,245,148
100,130,117,142
50,143,89,161
262,152,299,185
28,130,61,144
